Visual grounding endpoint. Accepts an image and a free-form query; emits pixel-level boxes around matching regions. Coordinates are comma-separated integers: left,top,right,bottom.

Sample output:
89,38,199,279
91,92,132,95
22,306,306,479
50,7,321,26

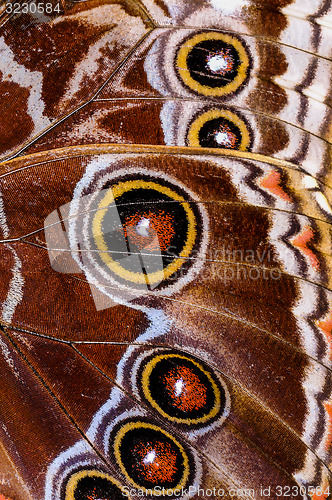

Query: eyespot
113,421,191,493
91,179,198,287
72,170,207,295
69,164,209,301
176,31,250,97
64,470,125,500
139,353,227,426
187,109,252,150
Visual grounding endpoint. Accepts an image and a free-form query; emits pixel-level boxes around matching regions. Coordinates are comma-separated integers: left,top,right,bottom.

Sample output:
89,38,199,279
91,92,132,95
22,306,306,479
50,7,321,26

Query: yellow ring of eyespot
92,180,197,285
176,31,250,96
141,353,222,425
65,469,126,500
113,421,190,494
187,109,251,151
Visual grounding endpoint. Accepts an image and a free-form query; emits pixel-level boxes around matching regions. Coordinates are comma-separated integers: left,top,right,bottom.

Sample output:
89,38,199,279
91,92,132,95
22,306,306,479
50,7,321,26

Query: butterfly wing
0,0,331,499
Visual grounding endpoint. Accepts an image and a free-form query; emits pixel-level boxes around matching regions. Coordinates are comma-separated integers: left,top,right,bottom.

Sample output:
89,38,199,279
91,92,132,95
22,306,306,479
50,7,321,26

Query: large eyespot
113,421,191,493
64,470,125,500
176,32,250,96
91,179,199,287
139,353,228,426
187,109,252,150
69,165,208,300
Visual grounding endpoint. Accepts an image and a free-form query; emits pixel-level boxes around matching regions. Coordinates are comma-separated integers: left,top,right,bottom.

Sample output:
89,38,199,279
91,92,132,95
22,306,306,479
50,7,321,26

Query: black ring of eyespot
176,31,251,97
187,108,252,151
63,469,126,500
112,420,192,494
138,351,226,427
90,174,204,290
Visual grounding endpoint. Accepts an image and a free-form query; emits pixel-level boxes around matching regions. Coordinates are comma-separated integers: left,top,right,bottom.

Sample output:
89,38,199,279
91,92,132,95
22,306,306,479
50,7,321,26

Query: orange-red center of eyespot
124,210,175,253
163,365,208,412
0,495,13,500
132,440,178,483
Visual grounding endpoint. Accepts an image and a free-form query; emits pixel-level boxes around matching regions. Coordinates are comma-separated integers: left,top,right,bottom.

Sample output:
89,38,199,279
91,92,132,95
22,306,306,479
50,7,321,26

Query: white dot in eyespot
207,54,229,73
174,378,185,397
143,450,157,465
215,131,232,146
136,217,150,236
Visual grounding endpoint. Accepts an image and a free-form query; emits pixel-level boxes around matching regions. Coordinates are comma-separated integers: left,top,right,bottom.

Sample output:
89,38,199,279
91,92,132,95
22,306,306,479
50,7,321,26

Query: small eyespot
64,470,125,500
176,31,250,97
187,109,252,151
139,353,228,426
113,421,191,493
